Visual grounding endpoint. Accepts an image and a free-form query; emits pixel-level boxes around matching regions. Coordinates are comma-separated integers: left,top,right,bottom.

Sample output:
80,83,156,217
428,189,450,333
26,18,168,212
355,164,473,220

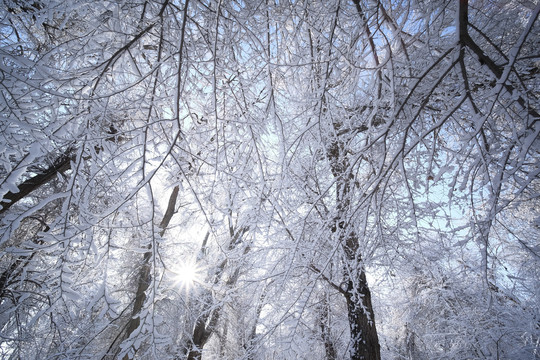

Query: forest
0,0,539,359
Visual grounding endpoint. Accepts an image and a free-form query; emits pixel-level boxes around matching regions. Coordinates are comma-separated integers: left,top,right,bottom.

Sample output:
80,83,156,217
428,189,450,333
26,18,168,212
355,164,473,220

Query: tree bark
327,125,381,360
344,278,380,360
343,250,381,359
120,185,179,360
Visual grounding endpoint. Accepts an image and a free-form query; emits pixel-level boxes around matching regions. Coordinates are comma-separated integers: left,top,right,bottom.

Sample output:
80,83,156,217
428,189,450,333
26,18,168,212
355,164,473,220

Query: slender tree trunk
245,280,272,360
120,185,179,360
185,226,248,360
327,126,381,360
186,295,215,360
325,6,381,356
319,293,337,360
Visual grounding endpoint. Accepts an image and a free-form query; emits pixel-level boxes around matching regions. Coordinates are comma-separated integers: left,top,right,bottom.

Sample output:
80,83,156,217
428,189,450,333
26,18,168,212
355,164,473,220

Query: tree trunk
339,227,381,360
319,293,337,360
185,226,248,359
327,126,381,360
120,185,179,360
186,295,215,360
343,262,381,360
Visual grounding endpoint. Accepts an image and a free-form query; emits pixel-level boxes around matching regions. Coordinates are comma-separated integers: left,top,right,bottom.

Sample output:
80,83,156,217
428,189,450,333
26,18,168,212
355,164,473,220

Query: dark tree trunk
343,266,381,360
186,297,215,360
186,348,202,360
340,229,381,360
327,124,381,360
185,226,248,360
120,185,179,360
319,294,337,360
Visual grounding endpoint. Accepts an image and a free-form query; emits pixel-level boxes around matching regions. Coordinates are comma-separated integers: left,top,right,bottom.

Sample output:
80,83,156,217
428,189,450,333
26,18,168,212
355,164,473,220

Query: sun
172,260,202,290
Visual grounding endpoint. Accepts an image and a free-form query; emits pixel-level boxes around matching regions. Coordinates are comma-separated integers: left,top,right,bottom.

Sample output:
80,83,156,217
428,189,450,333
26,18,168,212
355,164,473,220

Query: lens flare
172,260,201,290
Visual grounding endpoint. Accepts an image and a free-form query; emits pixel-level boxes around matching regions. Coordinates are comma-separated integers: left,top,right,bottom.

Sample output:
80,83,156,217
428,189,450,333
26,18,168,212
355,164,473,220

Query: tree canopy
1,0,539,359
